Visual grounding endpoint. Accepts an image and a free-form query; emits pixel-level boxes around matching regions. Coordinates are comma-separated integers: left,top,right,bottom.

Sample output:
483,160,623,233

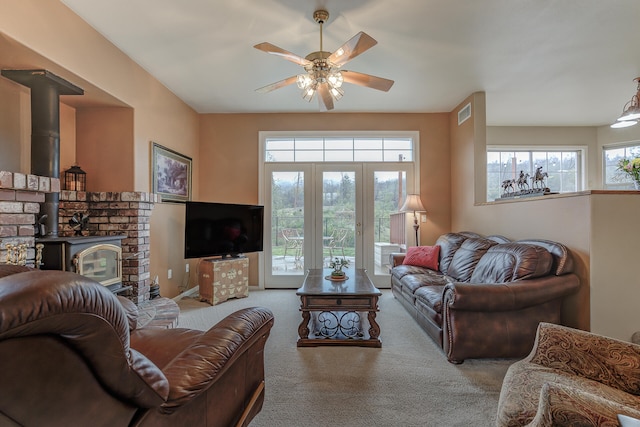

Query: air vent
458,103,472,125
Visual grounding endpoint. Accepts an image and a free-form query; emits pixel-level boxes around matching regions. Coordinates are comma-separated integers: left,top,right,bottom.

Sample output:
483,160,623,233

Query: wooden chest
198,257,249,305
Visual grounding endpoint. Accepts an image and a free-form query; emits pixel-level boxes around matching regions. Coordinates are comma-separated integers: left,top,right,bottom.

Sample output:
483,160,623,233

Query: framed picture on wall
151,142,192,203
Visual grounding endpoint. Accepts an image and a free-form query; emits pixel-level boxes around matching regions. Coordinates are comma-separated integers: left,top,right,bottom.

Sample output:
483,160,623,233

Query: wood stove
38,235,129,295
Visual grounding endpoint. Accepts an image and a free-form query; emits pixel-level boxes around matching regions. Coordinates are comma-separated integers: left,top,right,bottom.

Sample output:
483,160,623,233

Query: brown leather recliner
0,265,274,427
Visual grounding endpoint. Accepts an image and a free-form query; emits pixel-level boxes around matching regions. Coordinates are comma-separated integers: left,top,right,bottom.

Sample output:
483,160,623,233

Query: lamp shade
400,194,425,212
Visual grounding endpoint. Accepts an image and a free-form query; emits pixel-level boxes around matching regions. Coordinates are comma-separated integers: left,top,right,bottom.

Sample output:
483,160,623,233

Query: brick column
0,171,59,265
59,191,159,303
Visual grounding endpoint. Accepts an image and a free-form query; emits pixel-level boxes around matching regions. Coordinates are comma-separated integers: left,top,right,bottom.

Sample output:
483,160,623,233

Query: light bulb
330,86,344,100
302,87,315,102
296,74,313,89
327,71,343,88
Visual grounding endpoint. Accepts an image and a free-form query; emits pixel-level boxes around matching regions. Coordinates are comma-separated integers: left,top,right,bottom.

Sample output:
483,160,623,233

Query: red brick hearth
0,170,159,303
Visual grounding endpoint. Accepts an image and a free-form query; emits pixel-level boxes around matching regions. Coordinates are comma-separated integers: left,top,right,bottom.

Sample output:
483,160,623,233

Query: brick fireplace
0,170,159,303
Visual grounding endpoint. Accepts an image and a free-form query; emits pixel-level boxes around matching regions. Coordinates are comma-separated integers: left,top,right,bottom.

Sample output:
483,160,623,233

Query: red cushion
403,245,440,270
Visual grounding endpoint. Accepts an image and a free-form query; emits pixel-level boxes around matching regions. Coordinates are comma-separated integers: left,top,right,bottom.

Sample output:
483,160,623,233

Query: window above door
263,132,417,163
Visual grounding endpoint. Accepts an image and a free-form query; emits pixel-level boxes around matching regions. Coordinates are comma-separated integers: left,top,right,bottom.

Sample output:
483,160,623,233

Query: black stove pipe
1,70,84,237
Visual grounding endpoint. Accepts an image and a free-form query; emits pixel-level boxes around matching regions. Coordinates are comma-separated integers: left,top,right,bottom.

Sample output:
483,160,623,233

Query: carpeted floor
177,289,516,427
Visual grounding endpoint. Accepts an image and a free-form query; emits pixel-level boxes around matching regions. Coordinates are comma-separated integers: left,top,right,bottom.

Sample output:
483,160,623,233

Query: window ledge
478,190,640,206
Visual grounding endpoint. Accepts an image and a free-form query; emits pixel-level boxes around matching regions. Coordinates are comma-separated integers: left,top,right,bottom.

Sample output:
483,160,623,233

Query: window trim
261,131,419,164
486,145,587,201
602,140,640,189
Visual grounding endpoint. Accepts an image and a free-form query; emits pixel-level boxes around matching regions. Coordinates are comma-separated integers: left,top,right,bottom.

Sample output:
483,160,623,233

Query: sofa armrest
527,382,640,427
159,307,274,412
527,322,640,395
443,274,580,312
389,253,406,268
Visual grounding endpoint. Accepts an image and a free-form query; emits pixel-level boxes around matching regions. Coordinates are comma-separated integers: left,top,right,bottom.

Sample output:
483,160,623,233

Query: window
603,142,640,189
487,148,584,201
265,136,414,163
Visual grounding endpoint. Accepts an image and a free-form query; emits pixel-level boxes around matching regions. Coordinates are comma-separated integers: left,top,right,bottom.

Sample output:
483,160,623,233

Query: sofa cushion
517,239,574,275
446,238,497,282
390,264,432,281
435,233,469,275
414,285,446,314
403,245,440,270
470,243,553,284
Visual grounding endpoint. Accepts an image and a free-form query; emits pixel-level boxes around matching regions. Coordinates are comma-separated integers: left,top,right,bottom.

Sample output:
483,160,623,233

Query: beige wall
199,113,452,247
590,193,640,340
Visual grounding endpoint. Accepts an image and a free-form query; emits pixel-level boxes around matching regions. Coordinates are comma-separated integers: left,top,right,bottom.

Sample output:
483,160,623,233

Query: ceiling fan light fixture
330,85,344,100
254,9,394,111
612,77,640,128
610,119,638,128
327,71,343,88
296,73,313,90
302,86,316,102
617,99,640,121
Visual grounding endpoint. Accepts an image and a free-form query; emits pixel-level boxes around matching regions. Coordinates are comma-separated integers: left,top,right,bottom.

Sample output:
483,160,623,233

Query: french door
263,163,413,288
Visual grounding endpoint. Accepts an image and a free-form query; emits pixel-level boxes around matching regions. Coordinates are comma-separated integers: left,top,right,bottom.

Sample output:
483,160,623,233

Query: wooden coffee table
296,268,382,347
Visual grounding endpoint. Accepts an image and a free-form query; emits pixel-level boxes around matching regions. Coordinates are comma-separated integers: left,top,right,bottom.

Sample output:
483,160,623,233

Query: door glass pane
373,171,406,275
271,171,305,275
322,172,355,268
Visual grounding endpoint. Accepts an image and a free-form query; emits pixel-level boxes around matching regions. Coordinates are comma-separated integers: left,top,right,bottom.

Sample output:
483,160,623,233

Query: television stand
197,256,249,305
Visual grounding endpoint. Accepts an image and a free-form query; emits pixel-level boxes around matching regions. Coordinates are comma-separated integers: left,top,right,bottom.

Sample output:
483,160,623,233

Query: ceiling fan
254,9,394,112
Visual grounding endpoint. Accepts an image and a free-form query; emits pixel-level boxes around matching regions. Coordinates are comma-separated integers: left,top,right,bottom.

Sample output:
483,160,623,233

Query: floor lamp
400,194,426,246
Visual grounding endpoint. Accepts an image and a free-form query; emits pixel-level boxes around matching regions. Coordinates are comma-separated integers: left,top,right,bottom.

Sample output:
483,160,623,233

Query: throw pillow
403,245,440,270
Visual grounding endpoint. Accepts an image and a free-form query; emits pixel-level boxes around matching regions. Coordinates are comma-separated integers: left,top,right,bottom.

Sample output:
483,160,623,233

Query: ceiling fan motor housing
313,10,329,24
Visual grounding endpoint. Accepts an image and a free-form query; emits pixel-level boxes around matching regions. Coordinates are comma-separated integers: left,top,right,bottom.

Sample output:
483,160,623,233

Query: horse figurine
532,166,548,189
501,179,515,195
516,171,530,191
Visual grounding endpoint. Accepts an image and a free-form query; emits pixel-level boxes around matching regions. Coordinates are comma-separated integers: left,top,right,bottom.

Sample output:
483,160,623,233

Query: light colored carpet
177,289,515,427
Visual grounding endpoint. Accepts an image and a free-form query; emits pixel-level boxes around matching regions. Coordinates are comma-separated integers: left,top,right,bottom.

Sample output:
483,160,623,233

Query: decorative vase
634,180,640,190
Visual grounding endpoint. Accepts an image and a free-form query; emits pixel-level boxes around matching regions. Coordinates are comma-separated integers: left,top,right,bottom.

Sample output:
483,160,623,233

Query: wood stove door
74,244,122,287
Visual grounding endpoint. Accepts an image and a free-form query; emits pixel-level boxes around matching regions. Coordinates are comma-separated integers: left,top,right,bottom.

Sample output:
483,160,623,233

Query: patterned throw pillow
402,245,440,271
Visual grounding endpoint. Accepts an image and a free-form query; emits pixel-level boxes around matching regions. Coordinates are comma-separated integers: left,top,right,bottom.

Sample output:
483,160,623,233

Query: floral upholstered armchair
497,322,640,426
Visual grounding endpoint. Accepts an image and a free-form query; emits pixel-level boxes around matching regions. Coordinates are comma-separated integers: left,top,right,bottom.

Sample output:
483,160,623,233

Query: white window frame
263,132,417,164
486,145,587,201
602,141,640,189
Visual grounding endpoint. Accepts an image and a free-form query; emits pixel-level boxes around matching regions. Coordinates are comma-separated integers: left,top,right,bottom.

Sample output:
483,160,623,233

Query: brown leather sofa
0,265,274,427
390,232,580,364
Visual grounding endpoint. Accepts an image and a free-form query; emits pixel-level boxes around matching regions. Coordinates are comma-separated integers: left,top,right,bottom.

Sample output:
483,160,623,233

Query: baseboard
173,285,199,301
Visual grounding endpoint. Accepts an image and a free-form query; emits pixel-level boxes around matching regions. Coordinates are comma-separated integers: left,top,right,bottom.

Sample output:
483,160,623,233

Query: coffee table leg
368,310,380,340
298,311,310,340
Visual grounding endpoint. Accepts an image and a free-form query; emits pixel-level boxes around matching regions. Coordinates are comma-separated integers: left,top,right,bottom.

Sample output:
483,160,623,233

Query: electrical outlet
168,269,172,279
185,263,189,273
421,214,427,223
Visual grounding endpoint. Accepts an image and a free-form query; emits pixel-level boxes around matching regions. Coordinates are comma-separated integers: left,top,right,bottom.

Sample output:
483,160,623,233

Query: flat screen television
184,201,264,259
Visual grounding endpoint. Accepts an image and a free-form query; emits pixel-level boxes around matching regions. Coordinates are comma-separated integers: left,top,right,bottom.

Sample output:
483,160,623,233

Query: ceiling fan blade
256,76,298,93
341,70,394,92
254,42,312,67
317,84,334,112
328,31,377,67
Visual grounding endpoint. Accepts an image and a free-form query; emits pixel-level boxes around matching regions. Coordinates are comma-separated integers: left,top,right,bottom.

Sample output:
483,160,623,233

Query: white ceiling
60,0,640,126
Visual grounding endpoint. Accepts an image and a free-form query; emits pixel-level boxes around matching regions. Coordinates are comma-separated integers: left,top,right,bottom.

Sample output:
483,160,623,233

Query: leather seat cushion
400,271,451,294
414,285,445,314
390,264,431,280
